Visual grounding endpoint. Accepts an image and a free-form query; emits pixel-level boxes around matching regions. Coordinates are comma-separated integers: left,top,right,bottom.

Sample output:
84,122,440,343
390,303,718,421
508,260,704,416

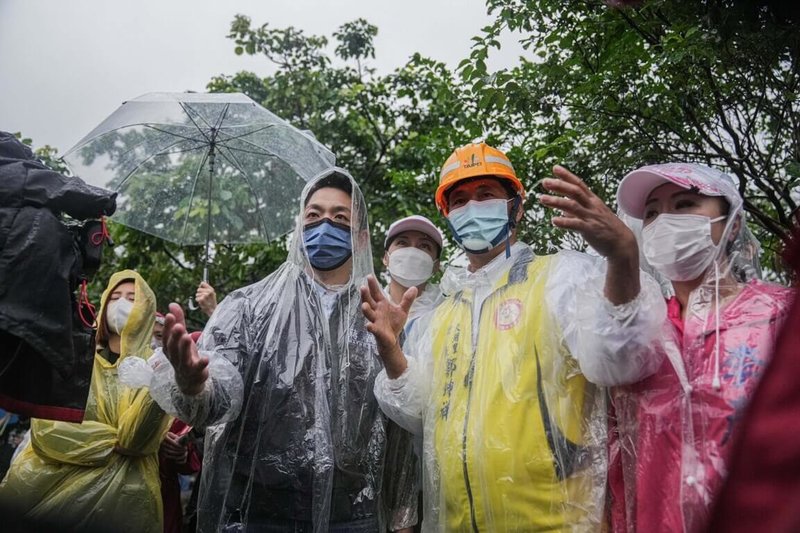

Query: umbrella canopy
63,92,336,252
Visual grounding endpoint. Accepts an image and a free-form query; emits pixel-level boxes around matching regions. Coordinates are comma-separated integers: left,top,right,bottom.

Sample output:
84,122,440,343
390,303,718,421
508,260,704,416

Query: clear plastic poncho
149,169,417,532
375,241,667,531
0,270,171,532
609,181,795,533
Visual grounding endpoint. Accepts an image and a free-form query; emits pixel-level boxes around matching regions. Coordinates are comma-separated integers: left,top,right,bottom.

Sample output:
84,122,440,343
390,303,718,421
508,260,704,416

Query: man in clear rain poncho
360,142,667,531
153,168,417,532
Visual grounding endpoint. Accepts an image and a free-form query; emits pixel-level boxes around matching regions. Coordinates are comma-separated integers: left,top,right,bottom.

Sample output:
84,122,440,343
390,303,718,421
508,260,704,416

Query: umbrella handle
187,296,199,311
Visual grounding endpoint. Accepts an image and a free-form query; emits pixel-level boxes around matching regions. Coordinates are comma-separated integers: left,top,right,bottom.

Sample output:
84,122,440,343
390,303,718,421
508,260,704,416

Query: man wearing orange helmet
361,142,666,531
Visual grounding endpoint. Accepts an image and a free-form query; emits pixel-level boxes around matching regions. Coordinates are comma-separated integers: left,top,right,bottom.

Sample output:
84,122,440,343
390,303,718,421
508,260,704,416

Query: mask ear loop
504,195,523,258
712,259,722,391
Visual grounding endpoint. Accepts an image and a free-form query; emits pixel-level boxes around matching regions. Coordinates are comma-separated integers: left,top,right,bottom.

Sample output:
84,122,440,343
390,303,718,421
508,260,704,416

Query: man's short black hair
304,171,353,206
444,175,518,207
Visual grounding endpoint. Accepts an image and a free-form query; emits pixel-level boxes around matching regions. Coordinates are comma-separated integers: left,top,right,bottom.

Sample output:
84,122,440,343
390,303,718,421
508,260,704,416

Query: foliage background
15,0,798,328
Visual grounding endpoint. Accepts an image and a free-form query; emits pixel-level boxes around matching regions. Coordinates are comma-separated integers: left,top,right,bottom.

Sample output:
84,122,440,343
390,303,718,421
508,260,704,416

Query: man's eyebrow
304,203,351,213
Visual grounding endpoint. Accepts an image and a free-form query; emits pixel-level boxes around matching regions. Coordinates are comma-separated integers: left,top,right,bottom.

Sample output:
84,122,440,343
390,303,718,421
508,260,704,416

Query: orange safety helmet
435,142,525,215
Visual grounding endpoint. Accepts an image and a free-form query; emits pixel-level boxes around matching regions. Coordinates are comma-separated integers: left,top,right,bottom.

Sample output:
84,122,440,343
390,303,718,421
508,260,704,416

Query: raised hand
360,274,416,378
539,165,637,260
540,165,640,304
163,302,209,395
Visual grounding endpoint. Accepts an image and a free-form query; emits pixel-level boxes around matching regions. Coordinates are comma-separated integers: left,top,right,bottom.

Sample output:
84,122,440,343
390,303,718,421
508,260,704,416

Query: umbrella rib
114,137,194,191
215,132,285,158
214,123,277,143
179,148,212,245
141,124,210,145
214,145,273,244
213,144,276,157
217,133,327,182
212,103,231,131
179,103,213,143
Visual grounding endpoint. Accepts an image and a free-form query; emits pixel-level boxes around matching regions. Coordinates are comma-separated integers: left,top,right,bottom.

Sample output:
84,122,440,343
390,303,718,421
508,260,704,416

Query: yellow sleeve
116,388,171,455
30,419,117,466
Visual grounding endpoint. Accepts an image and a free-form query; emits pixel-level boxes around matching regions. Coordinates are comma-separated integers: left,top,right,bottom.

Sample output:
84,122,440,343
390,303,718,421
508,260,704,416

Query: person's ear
433,259,441,273
382,251,390,269
728,215,742,242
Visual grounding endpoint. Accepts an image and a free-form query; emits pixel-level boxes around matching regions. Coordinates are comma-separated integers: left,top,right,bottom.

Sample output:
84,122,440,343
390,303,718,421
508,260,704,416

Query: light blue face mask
447,198,514,254
302,219,353,271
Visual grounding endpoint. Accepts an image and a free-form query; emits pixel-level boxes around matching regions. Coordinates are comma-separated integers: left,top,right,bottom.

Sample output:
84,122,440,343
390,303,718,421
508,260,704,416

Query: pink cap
155,312,165,326
384,215,444,251
617,163,741,219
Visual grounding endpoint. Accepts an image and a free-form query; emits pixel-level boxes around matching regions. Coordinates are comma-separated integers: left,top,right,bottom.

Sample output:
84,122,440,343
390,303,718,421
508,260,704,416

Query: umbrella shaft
205,142,216,282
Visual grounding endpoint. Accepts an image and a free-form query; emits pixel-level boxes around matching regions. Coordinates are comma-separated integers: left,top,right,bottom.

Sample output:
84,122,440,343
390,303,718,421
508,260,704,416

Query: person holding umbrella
154,168,417,532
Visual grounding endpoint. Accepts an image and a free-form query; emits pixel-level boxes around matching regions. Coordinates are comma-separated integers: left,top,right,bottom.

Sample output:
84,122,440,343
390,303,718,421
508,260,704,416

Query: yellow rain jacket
375,244,667,532
0,270,171,532
430,254,595,530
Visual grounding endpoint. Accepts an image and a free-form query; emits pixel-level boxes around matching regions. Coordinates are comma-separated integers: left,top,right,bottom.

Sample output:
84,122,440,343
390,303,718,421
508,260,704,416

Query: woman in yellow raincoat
0,270,171,532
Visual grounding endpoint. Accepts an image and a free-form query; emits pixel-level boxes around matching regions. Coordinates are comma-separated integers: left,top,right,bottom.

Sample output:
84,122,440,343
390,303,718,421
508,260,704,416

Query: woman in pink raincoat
608,163,793,533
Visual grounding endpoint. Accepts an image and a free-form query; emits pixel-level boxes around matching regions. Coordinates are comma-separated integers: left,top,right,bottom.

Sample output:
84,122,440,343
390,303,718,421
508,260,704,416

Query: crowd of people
0,141,794,532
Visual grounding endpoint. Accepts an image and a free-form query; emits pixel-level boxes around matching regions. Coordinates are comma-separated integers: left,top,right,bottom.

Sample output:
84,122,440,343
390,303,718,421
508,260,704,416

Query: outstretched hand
163,302,209,396
539,165,640,304
360,275,416,378
539,165,637,260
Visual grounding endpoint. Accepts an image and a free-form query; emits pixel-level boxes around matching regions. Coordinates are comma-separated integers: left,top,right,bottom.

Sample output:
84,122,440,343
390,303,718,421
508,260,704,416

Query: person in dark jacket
154,168,418,532
0,132,115,422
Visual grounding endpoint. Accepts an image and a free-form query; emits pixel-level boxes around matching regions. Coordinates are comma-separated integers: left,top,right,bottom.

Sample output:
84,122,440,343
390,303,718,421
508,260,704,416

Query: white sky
0,0,525,153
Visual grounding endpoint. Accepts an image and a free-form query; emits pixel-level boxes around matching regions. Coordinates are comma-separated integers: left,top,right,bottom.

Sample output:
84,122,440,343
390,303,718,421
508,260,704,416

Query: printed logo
463,153,482,169
494,298,523,330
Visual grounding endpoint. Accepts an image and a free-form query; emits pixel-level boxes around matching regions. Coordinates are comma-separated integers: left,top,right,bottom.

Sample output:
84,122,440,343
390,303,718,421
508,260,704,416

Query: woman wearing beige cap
382,215,445,329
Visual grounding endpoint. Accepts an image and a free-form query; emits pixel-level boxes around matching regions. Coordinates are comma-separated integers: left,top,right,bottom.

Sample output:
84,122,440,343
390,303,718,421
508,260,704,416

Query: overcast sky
0,0,525,154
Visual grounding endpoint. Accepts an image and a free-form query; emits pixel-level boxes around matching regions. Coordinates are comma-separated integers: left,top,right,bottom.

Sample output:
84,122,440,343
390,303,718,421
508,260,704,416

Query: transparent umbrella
63,92,335,282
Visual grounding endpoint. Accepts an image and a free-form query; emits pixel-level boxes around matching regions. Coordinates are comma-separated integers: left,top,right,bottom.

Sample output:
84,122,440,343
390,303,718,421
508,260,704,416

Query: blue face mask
447,198,513,254
303,219,353,271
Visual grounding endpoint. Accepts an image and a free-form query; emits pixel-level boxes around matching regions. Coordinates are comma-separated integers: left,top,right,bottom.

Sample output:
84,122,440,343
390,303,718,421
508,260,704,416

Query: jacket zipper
462,293,491,533
462,347,479,532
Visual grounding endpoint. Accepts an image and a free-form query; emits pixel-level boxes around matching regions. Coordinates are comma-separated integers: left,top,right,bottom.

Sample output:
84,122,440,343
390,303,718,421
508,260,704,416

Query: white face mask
106,298,133,336
642,213,727,281
387,247,436,288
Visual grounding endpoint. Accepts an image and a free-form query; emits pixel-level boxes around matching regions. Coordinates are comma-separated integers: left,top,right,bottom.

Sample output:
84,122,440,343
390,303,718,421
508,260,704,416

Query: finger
164,322,187,367
366,275,386,302
538,194,589,218
178,334,200,368
551,216,588,231
168,302,187,326
399,286,418,314
199,281,210,289
360,285,377,308
541,178,593,209
553,165,592,194
361,302,378,323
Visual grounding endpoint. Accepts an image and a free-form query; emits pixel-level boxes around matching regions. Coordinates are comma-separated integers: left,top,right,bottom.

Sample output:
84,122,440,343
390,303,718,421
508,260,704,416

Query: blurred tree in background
463,0,799,278
15,0,797,330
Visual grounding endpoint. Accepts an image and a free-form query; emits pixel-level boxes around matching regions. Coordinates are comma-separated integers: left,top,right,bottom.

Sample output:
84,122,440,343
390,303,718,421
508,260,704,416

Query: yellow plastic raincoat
0,270,171,532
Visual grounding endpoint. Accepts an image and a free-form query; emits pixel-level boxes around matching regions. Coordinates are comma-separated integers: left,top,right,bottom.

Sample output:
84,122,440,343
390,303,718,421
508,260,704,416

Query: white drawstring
712,260,722,391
